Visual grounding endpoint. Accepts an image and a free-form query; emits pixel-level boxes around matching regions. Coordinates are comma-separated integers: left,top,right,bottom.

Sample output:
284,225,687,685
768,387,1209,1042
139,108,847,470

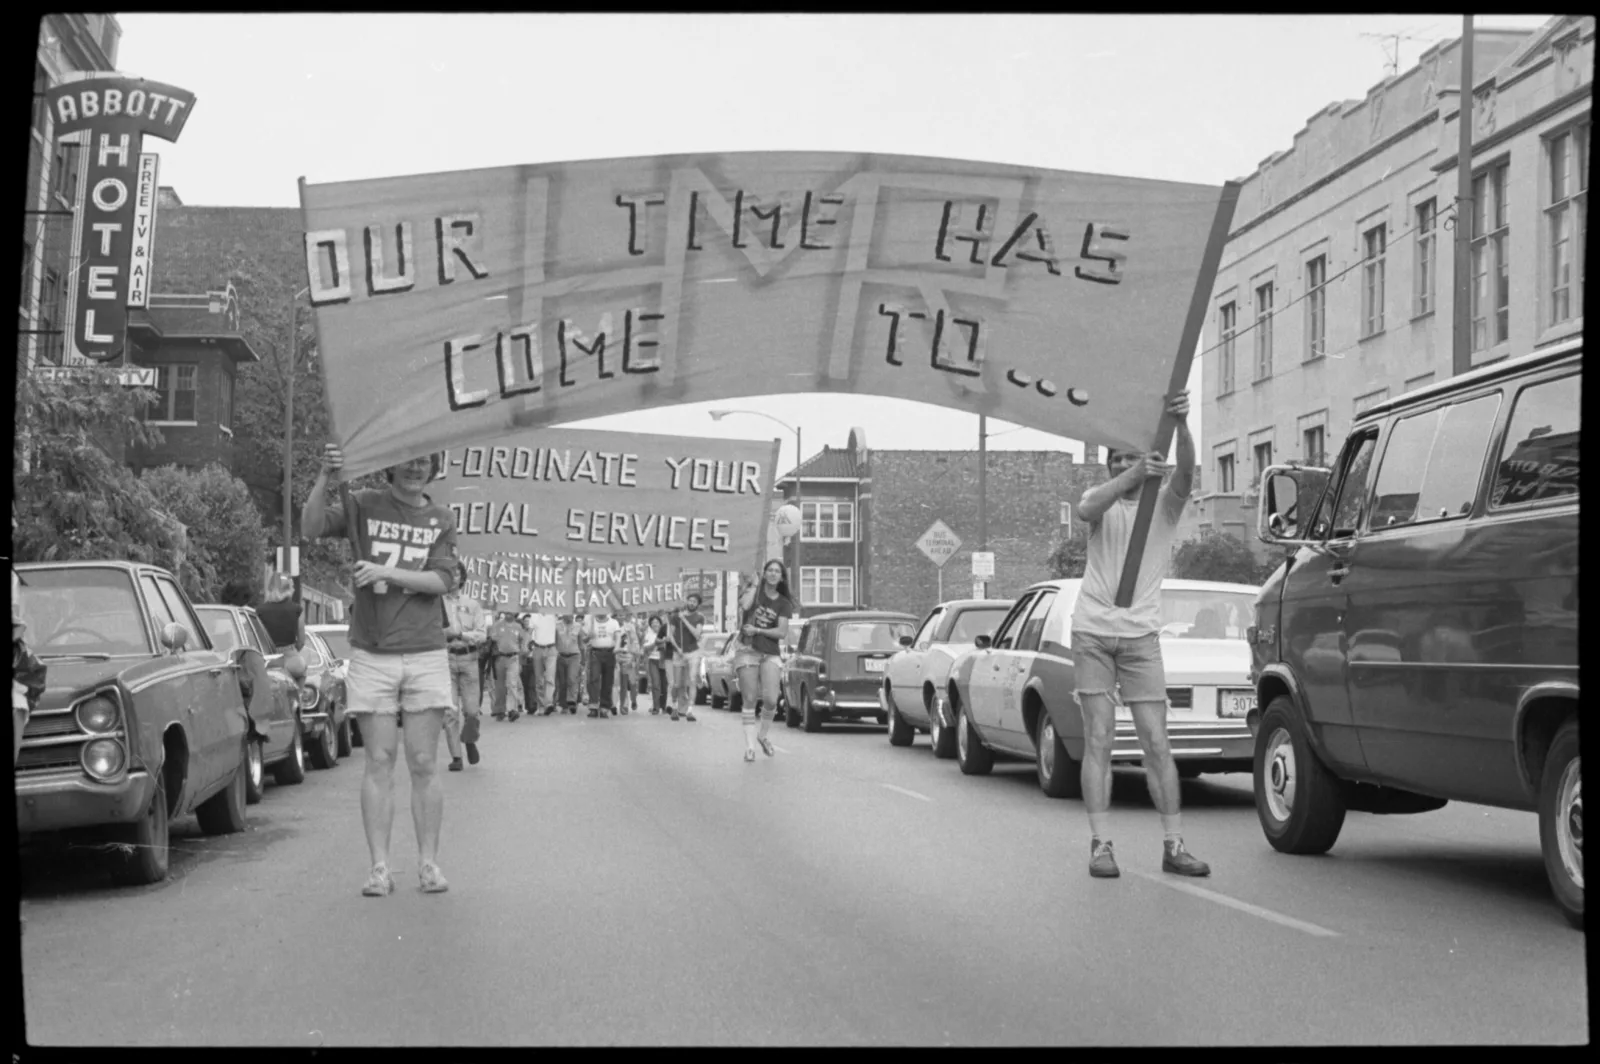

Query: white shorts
346,647,453,716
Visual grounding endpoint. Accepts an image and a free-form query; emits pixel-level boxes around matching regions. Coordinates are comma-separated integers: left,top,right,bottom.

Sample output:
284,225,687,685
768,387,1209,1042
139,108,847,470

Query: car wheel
350,716,363,748
308,713,338,770
956,702,994,776
1178,763,1205,780
1537,718,1582,930
802,687,821,733
785,693,800,728
1254,697,1346,854
695,686,709,706
1036,710,1082,798
274,720,308,786
196,742,249,836
109,773,170,886
929,692,957,759
244,738,265,805
886,688,914,747
335,713,353,758
711,688,726,710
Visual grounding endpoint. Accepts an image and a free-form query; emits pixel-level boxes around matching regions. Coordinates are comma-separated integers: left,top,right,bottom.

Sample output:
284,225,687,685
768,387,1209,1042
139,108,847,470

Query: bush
140,463,270,604
1171,527,1279,585
1047,528,1090,579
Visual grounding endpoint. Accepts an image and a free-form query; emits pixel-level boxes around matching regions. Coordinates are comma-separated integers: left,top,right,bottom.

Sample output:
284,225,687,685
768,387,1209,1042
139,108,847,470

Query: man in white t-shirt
585,610,623,716
1072,390,1209,880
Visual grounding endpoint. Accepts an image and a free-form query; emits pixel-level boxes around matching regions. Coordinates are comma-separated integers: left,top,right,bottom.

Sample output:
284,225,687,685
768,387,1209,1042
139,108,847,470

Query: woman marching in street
734,560,795,762
643,614,668,714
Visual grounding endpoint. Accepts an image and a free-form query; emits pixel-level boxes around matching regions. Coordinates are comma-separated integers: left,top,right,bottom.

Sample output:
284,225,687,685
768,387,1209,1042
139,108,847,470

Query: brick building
1195,15,1591,557
774,430,1109,620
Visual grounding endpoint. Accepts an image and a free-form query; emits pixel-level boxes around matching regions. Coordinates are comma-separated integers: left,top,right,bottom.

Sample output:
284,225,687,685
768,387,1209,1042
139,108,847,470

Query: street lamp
282,285,311,601
709,409,803,612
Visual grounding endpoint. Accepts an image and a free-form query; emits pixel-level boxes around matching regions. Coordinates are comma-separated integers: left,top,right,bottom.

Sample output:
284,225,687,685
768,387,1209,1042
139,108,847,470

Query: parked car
296,629,352,760
14,561,258,886
195,605,311,798
699,632,740,708
693,629,730,705
784,611,918,732
1251,338,1580,928
306,623,354,746
945,578,1258,793
882,598,1012,756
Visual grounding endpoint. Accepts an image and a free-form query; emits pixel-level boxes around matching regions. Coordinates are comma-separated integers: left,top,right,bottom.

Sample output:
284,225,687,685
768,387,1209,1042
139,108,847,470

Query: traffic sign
914,519,962,569
275,546,300,577
970,551,995,578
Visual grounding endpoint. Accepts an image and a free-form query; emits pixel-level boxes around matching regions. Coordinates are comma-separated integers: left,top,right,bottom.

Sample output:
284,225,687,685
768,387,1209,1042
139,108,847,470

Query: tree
1170,526,1280,585
12,366,196,586
1047,528,1090,579
140,463,271,604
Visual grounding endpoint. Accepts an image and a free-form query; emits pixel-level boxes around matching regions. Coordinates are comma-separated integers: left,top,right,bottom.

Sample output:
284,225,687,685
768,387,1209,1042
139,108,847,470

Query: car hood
1156,638,1251,683
31,656,144,711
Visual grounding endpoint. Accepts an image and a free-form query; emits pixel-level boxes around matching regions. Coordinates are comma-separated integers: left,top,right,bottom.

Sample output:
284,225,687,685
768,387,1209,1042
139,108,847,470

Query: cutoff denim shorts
1070,630,1167,706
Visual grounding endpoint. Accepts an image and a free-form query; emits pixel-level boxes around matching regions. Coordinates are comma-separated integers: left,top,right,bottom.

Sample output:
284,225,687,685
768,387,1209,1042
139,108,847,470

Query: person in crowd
302,444,457,897
574,611,592,711
487,611,527,721
613,609,639,714
12,567,47,765
585,608,622,717
256,571,305,653
523,608,558,715
734,561,794,761
668,594,706,723
441,560,489,771
1072,390,1209,880
643,615,668,714
553,613,584,714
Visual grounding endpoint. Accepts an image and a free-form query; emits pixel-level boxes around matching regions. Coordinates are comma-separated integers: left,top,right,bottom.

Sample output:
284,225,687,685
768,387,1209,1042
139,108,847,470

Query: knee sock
1160,813,1182,844
742,720,757,750
1088,811,1110,842
756,702,770,739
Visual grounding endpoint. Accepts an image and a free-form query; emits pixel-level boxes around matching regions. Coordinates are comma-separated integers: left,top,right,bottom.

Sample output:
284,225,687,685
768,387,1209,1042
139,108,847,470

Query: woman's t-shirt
256,599,301,648
742,590,794,656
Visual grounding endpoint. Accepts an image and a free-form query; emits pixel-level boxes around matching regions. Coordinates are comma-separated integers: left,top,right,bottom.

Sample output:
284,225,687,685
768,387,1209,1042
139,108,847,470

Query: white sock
742,722,757,750
1160,813,1182,843
1088,812,1110,842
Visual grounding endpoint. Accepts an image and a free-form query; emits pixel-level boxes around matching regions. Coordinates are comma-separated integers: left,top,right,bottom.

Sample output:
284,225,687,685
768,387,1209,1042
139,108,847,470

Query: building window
32,61,49,136
1303,425,1326,467
1252,441,1274,486
1305,255,1327,360
218,369,233,432
50,141,80,206
149,364,198,423
1546,124,1588,327
37,266,63,363
1361,223,1386,338
801,501,854,542
801,566,855,607
1253,281,1273,381
1471,161,1510,351
1414,198,1436,316
1216,453,1236,493
1217,301,1237,394
21,239,33,307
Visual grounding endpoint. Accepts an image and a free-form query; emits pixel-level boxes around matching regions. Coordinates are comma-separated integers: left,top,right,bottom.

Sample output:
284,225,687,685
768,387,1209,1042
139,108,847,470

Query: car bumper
16,769,156,834
811,690,884,719
1110,721,1253,763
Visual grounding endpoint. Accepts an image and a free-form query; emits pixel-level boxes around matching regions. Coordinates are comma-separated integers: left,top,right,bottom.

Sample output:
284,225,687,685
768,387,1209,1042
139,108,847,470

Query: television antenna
1360,26,1440,77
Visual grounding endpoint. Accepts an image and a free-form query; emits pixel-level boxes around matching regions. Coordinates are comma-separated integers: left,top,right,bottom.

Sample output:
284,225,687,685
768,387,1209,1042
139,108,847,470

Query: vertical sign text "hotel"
44,75,196,362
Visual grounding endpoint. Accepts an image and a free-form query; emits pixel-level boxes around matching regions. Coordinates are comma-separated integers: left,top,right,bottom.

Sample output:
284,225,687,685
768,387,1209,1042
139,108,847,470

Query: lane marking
1129,871,1341,937
881,783,933,802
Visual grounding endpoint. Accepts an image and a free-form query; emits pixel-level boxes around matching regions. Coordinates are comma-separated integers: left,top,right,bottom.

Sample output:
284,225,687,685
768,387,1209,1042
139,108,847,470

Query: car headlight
81,738,126,780
75,693,120,734
298,683,320,709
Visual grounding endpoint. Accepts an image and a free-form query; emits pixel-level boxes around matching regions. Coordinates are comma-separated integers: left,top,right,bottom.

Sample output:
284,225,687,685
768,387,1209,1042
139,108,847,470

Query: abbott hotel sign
44,74,196,364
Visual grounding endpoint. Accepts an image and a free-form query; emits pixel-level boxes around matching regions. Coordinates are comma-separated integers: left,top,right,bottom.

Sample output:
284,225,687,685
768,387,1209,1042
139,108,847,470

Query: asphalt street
18,704,1589,1046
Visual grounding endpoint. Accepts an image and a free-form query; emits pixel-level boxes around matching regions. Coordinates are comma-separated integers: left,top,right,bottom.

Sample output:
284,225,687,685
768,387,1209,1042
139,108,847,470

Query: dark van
784,611,917,732
1251,338,1580,928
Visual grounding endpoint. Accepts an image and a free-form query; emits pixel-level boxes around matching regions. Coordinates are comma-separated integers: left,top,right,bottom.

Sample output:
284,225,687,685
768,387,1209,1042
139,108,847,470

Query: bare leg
1078,693,1118,819
403,707,448,866
358,713,402,869
1128,699,1181,817
737,663,759,752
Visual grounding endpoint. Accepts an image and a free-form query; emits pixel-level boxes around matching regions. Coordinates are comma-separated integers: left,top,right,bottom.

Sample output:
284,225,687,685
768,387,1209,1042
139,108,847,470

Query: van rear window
1491,373,1579,507
835,622,914,653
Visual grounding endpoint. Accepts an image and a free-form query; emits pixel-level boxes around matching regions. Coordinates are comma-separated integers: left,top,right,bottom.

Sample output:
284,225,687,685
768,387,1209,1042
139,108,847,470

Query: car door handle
1328,566,1350,583
208,666,227,675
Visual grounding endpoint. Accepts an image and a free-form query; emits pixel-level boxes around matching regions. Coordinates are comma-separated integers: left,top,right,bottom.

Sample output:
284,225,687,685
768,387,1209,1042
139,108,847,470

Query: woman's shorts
346,647,454,716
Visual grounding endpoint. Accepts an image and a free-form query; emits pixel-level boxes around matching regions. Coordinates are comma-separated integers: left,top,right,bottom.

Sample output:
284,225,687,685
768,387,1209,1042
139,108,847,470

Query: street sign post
916,519,962,602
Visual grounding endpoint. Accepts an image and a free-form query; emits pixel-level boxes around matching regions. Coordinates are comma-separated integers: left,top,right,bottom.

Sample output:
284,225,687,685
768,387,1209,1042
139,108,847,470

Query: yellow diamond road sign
915,520,962,569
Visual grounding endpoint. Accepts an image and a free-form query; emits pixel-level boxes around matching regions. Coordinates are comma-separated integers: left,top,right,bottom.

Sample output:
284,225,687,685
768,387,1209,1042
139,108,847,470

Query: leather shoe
1089,839,1120,878
448,757,463,772
1162,839,1211,877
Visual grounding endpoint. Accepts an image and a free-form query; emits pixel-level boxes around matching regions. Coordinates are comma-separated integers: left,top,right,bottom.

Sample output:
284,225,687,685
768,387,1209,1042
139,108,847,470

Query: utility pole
282,286,310,601
977,414,987,598
1453,15,1475,377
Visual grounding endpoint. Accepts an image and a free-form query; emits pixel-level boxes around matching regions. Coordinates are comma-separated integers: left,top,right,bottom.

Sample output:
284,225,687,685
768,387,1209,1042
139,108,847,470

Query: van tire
1254,697,1346,854
1538,719,1583,929
802,688,821,733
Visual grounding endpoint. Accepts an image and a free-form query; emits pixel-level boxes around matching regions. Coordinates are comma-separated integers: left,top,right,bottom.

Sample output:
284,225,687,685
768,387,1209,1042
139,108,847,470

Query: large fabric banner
300,152,1235,477
434,426,779,579
458,551,694,615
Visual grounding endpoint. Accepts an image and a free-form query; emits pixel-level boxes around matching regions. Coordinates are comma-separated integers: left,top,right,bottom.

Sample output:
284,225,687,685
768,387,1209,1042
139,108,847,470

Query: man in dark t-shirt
303,444,458,898
668,596,704,722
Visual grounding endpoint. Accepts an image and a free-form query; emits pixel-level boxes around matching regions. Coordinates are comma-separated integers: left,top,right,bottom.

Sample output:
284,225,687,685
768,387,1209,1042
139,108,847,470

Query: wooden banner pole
1114,181,1241,608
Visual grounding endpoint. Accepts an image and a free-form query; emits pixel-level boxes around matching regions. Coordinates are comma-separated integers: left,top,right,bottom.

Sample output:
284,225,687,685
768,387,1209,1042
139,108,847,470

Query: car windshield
948,607,1009,643
17,567,152,656
1159,589,1256,640
835,621,914,652
299,638,326,668
316,628,351,658
195,608,241,652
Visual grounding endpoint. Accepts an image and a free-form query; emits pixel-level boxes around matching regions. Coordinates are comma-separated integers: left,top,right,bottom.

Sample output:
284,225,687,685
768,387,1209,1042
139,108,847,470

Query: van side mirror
1258,464,1331,546
974,634,992,650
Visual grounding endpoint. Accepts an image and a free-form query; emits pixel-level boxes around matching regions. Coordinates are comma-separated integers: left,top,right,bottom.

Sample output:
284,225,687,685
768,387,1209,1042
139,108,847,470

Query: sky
111,13,1556,474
